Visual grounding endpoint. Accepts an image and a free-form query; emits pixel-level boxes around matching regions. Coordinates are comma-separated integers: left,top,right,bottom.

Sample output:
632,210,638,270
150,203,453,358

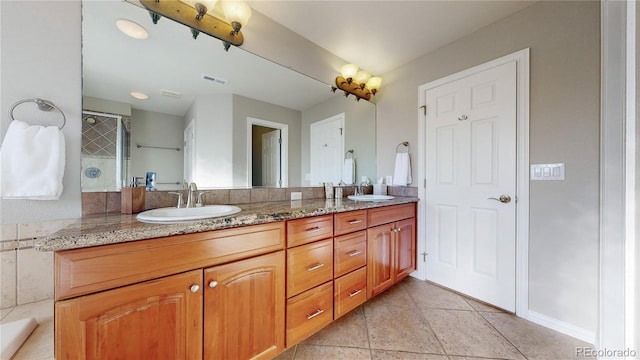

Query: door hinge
421,252,428,262
278,137,282,144
424,179,426,188
420,105,426,116
339,127,343,135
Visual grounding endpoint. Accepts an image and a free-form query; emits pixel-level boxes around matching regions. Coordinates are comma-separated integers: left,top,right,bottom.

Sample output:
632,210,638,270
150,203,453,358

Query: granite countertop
36,197,419,252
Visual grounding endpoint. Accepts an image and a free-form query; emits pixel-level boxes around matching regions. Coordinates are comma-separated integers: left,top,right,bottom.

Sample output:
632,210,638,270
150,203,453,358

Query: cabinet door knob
190,284,200,293
209,280,218,288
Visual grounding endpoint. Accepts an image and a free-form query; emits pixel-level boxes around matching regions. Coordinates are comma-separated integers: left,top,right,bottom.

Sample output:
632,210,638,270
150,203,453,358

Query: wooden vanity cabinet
367,203,416,298
55,222,285,360
55,270,203,360
204,251,284,360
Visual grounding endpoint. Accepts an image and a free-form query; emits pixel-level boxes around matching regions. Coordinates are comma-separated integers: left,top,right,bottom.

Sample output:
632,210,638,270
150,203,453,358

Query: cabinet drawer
334,210,367,236
368,203,416,227
334,267,367,319
287,239,333,297
287,215,333,248
334,231,367,278
286,281,333,346
55,222,285,300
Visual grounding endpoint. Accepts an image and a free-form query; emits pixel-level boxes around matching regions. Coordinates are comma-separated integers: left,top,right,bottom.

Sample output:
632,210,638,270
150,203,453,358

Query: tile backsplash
81,185,417,215
0,219,75,309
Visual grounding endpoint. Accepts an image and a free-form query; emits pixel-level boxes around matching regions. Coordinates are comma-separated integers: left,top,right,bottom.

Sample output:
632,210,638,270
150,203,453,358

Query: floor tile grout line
400,279,450,357
1,307,15,321
474,309,530,360
360,304,375,359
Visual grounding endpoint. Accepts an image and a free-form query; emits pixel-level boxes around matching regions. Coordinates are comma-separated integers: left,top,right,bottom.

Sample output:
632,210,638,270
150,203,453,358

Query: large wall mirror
81,0,376,192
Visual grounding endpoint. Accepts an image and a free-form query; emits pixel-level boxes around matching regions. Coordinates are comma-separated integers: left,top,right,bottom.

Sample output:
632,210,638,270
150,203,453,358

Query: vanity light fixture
115,19,149,40
331,64,382,102
139,0,251,51
130,91,149,100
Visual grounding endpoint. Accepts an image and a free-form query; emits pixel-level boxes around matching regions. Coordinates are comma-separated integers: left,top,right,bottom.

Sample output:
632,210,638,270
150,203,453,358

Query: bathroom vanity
40,198,417,359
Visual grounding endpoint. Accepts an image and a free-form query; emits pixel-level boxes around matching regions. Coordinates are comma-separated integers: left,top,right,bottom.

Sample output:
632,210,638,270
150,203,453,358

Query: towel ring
345,149,354,159
396,141,410,154
9,98,66,130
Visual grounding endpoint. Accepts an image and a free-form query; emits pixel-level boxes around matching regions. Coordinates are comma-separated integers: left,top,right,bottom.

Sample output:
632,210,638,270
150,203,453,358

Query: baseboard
525,310,596,344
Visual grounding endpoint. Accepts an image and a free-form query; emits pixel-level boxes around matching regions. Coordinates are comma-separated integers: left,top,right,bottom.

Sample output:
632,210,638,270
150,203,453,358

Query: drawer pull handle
348,250,362,257
348,219,362,225
307,309,324,320
307,263,325,271
349,289,362,297
306,226,322,233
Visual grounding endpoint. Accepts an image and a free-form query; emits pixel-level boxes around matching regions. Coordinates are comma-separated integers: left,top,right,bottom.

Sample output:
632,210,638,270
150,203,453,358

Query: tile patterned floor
0,278,592,360
1,299,54,360
275,277,593,360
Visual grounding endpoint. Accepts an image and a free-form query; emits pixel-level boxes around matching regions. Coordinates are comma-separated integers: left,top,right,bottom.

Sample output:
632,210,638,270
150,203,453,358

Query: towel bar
9,98,66,130
396,141,410,154
136,144,181,151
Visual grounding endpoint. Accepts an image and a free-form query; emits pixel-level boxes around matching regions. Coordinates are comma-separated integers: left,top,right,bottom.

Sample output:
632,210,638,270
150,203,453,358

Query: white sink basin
347,194,395,202
137,205,241,223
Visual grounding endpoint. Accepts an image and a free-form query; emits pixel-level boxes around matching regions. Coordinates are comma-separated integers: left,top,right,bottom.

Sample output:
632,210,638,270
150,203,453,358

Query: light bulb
354,71,371,85
223,0,252,33
340,64,359,81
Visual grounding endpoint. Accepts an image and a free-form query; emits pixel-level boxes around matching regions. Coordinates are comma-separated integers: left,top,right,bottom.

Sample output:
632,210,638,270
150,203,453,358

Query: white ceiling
82,1,536,116
247,0,536,75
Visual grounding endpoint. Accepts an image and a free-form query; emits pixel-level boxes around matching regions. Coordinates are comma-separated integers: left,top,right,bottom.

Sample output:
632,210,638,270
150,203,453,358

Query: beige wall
376,1,600,332
0,1,82,223
130,109,184,189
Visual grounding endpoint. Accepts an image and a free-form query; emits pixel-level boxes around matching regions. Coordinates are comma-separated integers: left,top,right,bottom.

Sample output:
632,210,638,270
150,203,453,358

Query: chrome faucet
186,182,198,208
357,181,368,196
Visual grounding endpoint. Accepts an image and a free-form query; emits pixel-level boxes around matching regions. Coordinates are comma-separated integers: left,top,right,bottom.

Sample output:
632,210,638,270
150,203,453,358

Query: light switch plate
531,163,565,181
290,192,302,200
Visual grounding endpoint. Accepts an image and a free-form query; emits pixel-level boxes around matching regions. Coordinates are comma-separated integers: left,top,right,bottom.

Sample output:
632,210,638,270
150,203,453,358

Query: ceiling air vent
201,73,228,85
161,89,182,99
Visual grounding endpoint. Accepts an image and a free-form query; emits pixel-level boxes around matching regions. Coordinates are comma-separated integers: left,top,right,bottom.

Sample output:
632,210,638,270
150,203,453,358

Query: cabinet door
55,270,203,360
204,251,285,360
367,224,395,298
395,218,416,281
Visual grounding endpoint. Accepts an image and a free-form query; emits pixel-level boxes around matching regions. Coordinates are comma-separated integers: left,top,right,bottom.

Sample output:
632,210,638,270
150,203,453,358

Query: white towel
342,158,355,185
392,152,412,186
1,120,65,200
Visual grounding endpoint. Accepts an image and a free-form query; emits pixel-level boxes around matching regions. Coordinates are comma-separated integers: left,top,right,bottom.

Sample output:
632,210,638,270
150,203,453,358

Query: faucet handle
168,192,184,208
196,191,214,207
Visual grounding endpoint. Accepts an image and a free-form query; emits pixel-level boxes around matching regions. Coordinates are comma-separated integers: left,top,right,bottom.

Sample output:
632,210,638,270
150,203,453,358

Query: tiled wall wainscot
81,186,418,215
1,219,76,309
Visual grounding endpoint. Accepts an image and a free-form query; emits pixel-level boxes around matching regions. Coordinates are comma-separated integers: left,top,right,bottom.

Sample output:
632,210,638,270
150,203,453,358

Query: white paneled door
424,61,517,311
310,114,345,186
262,129,281,187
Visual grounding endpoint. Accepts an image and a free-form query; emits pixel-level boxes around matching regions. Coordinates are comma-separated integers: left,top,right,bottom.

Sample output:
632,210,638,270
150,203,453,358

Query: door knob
488,195,511,204
190,284,200,293
209,280,218,288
